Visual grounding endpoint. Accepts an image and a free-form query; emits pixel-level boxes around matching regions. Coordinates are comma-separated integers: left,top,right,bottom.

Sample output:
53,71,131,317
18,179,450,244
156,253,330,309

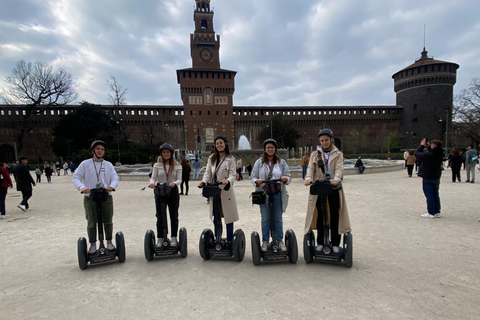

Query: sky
0,0,479,107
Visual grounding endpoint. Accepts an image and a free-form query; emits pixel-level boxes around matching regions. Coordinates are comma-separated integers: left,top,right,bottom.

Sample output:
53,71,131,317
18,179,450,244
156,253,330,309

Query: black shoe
471,180,475,183
466,180,470,183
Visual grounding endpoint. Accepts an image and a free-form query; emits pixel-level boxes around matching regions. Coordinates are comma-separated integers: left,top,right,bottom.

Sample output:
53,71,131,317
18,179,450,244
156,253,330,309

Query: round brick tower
392,48,459,149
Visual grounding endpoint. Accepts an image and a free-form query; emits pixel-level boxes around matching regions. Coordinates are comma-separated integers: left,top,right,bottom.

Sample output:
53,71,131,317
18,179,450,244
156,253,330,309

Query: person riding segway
73,140,125,269
304,129,353,267
144,143,186,260
250,139,298,265
198,135,245,261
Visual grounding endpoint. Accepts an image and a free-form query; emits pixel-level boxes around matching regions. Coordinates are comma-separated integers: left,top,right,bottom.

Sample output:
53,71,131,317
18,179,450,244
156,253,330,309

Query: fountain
238,135,251,150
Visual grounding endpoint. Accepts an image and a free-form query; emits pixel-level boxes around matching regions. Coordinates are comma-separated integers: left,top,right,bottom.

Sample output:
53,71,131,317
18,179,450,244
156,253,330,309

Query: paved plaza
1,166,479,319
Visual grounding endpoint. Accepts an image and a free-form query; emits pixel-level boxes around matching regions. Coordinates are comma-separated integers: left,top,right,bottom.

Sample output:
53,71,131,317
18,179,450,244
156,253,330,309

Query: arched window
201,19,208,29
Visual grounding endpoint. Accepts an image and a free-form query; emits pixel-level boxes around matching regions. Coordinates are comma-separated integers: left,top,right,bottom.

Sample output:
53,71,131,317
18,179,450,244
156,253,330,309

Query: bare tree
454,77,480,146
1,60,78,152
106,76,127,106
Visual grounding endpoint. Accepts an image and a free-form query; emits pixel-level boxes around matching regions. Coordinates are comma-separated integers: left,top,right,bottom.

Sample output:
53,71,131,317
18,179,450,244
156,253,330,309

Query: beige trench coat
304,149,351,235
203,154,239,224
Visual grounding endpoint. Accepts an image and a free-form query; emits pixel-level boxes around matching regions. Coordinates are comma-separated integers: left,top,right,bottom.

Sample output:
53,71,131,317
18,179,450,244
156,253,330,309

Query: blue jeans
213,215,233,241
259,193,283,242
302,166,307,179
193,168,200,180
422,179,441,214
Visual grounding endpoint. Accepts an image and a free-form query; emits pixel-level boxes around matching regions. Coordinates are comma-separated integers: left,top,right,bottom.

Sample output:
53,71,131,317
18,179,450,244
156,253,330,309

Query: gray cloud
1,0,478,106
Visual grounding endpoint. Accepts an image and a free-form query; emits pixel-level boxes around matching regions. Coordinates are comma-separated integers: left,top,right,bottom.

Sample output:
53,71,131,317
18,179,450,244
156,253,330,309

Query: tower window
413,104,417,109
201,19,208,29
413,118,418,123
199,111,202,116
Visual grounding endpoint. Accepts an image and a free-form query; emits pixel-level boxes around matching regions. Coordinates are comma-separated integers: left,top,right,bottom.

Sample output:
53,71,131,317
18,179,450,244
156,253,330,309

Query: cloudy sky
0,0,479,107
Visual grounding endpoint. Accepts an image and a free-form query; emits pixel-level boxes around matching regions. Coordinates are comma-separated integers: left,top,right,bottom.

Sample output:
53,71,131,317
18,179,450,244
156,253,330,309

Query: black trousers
406,165,414,176
155,186,179,238
20,190,33,209
316,189,341,246
180,179,189,194
451,167,461,182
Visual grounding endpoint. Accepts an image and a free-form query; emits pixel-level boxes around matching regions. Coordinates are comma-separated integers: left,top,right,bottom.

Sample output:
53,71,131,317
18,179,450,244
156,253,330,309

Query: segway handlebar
81,187,115,194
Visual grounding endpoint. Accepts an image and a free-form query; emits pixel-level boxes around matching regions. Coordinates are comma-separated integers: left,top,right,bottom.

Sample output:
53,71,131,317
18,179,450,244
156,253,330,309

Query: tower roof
394,48,459,75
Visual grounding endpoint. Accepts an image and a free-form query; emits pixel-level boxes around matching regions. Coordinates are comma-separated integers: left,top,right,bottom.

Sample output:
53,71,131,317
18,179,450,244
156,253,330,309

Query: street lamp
111,117,123,164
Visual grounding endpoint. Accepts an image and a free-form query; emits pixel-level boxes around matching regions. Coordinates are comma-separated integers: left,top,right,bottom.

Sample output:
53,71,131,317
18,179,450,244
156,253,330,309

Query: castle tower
392,48,459,149
177,0,236,151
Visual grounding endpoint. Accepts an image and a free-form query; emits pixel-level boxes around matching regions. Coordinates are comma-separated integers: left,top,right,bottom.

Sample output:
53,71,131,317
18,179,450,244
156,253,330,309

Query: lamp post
115,120,121,164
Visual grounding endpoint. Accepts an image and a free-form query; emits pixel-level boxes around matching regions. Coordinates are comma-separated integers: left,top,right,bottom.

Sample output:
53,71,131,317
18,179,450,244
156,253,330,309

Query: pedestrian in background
301,153,310,179
180,158,191,195
44,165,53,183
34,166,43,183
354,156,365,174
447,149,463,182
0,162,14,219
12,157,36,212
465,144,477,183
406,150,416,177
192,157,201,181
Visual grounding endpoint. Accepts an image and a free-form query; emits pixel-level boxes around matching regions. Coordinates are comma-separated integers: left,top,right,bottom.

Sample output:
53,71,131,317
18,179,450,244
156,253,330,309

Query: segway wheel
116,231,126,263
199,228,213,260
179,227,188,258
251,232,261,266
344,232,353,268
232,229,245,262
144,230,155,261
77,237,88,270
303,231,314,263
285,229,298,264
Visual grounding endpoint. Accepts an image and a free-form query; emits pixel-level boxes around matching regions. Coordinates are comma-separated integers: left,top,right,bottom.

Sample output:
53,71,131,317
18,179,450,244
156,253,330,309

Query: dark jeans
422,178,441,214
302,165,307,179
155,186,179,238
357,166,365,174
213,215,234,241
20,190,33,209
46,175,52,183
36,174,41,183
406,165,414,177
316,189,341,246
451,167,461,182
236,168,243,180
0,186,7,215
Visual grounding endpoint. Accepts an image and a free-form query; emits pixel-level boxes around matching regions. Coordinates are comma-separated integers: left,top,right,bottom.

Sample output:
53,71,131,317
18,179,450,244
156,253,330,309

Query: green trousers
84,195,114,243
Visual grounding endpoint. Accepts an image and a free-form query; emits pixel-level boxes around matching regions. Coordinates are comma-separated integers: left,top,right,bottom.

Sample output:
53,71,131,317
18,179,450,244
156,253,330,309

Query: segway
77,187,126,270
144,183,187,261
304,178,353,268
198,181,245,261
251,179,298,265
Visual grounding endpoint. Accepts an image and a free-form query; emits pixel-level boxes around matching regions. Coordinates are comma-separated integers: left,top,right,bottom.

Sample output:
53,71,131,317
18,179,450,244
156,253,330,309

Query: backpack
470,153,478,163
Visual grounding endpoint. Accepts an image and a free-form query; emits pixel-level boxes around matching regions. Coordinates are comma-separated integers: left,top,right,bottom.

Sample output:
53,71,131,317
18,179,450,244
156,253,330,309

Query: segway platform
251,229,298,265
144,228,187,261
303,230,353,267
199,228,245,261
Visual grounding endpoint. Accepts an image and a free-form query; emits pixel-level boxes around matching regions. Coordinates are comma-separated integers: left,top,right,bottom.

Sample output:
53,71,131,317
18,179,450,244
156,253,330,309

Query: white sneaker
278,241,287,252
0,215,9,219
261,241,268,252
421,213,436,218
170,237,178,247
315,245,324,252
17,204,27,212
156,238,163,248
434,213,441,218
332,246,340,254
106,241,115,251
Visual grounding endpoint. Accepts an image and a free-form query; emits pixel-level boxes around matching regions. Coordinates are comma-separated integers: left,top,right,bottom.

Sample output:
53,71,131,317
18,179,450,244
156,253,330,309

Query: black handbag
154,184,171,198
310,180,332,195
202,185,221,198
250,191,266,205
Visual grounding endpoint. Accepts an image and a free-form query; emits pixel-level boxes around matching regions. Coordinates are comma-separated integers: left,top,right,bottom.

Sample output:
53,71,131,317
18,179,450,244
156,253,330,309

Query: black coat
448,155,463,169
12,163,35,191
415,145,444,179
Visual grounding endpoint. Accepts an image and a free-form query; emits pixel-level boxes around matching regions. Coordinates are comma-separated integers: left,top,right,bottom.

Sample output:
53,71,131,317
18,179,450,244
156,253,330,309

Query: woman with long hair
304,129,351,254
251,139,291,252
180,158,191,195
148,143,182,247
448,149,463,182
199,135,239,242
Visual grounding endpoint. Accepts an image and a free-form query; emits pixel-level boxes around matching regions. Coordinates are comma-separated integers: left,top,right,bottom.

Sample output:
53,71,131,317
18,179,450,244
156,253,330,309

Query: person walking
301,153,310,179
63,162,68,175
148,143,182,247
236,157,243,181
199,135,239,243
246,162,253,179
251,139,291,252
12,157,36,212
447,149,463,182
406,150,416,177
34,166,43,183
192,157,201,181
0,162,14,219
72,140,119,254
304,129,351,254
44,165,53,183
180,158,191,195
465,144,477,183
55,161,61,176
415,138,444,218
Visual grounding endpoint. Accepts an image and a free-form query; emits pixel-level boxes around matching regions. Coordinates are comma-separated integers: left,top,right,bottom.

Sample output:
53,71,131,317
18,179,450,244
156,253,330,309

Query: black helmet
263,138,277,149
159,143,174,152
214,135,228,144
318,128,334,138
90,140,106,150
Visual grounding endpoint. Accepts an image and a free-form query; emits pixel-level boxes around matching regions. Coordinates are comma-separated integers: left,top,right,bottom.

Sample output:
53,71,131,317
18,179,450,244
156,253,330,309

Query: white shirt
72,159,118,195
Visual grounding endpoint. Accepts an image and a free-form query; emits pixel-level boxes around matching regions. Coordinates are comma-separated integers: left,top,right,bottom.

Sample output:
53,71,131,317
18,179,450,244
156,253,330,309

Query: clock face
200,48,213,62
